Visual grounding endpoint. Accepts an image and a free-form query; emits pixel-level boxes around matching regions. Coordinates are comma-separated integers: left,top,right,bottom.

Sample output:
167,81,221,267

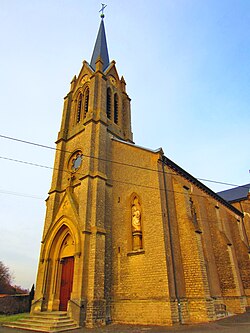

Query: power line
0,153,243,192
0,187,246,228
0,189,43,200
1,153,250,209
0,156,54,171
0,134,248,190
0,134,59,152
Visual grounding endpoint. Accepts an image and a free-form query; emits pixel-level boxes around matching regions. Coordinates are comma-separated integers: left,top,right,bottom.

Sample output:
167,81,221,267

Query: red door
59,256,74,311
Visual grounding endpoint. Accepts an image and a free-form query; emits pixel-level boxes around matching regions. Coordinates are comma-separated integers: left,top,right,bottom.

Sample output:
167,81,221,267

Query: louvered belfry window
84,88,89,118
114,93,118,124
106,88,111,119
76,93,83,123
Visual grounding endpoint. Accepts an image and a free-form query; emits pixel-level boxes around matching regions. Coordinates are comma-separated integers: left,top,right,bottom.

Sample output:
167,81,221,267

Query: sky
0,0,249,289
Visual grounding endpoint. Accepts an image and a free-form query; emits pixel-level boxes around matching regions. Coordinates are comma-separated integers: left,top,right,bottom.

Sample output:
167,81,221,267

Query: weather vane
99,3,107,19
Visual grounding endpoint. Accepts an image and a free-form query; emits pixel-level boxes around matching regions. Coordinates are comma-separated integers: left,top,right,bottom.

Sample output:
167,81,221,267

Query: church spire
90,8,110,71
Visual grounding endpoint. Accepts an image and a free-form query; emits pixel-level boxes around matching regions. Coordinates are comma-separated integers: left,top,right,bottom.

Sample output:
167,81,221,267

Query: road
1,311,250,333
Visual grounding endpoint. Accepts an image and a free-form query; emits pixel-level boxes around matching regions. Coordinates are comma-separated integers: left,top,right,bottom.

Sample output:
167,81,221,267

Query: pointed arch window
76,93,83,123
114,93,119,124
84,88,89,118
106,88,112,119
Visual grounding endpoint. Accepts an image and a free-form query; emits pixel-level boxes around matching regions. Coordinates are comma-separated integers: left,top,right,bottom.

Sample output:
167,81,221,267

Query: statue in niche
131,197,142,250
190,198,200,231
132,205,141,231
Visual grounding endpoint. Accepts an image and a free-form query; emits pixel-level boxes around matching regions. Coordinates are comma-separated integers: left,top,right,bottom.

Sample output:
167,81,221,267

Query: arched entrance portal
33,218,81,313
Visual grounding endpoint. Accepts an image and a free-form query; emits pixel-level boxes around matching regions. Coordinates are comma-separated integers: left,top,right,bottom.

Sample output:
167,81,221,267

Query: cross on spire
99,3,107,19
90,9,110,71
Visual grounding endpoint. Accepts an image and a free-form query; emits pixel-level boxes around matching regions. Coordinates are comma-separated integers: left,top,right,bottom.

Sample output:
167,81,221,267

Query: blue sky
0,0,249,288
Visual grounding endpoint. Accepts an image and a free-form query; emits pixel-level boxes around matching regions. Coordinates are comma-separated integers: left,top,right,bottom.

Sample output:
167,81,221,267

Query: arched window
76,93,82,123
106,88,112,119
84,88,89,118
114,93,118,124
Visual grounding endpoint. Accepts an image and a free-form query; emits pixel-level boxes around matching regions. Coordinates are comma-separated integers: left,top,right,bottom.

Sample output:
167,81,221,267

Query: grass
0,313,29,324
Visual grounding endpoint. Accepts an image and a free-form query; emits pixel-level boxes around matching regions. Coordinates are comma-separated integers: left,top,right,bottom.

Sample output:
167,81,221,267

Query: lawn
0,313,29,324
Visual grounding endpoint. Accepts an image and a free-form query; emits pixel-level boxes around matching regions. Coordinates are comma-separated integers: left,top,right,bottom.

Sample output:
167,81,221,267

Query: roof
111,138,243,217
217,184,250,203
112,137,163,154
90,19,110,71
162,156,243,217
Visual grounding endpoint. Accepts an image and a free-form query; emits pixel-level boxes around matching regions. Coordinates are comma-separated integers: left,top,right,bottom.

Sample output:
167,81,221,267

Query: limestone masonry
32,18,250,328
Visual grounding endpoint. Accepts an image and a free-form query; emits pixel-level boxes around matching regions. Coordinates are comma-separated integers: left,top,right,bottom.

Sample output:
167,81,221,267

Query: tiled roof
217,184,250,203
162,156,243,216
112,137,244,217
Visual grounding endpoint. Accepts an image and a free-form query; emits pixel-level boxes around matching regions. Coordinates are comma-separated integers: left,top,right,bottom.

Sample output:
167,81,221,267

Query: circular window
69,151,83,172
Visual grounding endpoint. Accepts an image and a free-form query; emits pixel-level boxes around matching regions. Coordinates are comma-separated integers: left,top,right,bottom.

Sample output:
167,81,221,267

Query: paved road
1,311,250,333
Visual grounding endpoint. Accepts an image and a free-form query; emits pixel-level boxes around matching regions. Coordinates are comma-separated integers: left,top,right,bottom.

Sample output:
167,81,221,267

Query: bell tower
32,14,132,327
59,16,133,145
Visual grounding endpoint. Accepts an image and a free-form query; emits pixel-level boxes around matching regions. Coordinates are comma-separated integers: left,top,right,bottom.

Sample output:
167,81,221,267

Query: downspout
239,201,250,248
161,158,182,324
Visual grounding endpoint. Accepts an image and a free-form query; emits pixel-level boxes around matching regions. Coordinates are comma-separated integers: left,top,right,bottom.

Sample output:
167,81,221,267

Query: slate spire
90,17,110,71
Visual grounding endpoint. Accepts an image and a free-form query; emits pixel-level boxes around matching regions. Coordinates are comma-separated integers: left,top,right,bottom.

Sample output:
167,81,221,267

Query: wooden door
59,256,74,311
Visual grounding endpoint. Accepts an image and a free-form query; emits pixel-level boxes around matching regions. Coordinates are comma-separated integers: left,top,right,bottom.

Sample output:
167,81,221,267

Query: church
29,15,250,328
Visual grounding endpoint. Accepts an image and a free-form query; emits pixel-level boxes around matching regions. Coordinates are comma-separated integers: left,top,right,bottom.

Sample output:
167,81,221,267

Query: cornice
162,155,243,218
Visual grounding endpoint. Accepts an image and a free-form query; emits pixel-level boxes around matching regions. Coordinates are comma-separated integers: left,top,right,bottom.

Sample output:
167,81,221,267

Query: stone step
4,322,79,333
33,311,68,317
22,316,70,322
18,318,75,326
3,311,79,332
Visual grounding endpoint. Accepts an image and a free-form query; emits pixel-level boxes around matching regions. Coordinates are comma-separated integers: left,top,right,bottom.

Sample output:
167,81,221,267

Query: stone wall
0,294,29,314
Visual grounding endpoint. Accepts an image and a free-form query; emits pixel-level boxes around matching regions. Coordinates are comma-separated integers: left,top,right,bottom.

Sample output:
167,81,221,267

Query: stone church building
31,17,250,328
